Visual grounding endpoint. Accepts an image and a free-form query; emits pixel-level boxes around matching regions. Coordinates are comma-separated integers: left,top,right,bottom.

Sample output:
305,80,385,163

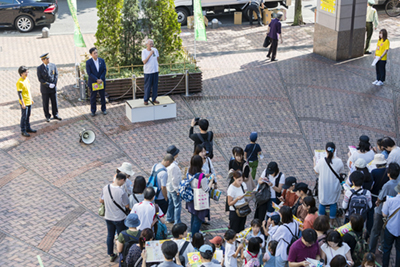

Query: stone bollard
42,27,50,38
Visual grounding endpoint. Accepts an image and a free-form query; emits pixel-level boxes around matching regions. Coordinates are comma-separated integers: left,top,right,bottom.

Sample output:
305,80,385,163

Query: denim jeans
318,203,337,219
20,104,32,132
190,213,203,235
105,219,127,255
166,191,181,224
369,212,384,253
383,228,400,267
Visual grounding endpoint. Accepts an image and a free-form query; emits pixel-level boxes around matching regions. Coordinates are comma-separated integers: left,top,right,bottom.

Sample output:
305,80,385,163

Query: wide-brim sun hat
125,213,140,228
117,162,135,177
370,154,387,165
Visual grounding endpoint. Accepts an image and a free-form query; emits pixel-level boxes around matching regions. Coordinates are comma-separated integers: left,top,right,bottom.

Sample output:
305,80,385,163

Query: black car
0,0,58,32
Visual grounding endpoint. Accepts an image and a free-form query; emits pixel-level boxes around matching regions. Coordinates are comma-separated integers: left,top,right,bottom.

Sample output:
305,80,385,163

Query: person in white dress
320,231,354,267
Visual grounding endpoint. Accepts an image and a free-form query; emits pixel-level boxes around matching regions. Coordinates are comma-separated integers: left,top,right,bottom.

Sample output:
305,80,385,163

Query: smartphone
194,117,200,125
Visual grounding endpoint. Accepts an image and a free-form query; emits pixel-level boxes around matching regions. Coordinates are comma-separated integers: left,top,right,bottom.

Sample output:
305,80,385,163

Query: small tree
95,0,124,66
120,0,144,66
292,0,304,26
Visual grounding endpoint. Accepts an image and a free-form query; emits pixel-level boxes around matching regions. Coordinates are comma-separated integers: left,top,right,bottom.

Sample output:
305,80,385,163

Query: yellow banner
320,0,336,14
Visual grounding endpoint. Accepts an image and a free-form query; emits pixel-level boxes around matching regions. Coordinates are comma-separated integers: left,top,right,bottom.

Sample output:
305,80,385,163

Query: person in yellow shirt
373,29,389,87
17,66,36,137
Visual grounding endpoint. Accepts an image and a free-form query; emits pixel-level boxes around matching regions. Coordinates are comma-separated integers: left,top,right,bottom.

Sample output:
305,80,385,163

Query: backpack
347,189,369,219
197,132,214,159
179,173,201,202
120,230,141,267
244,251,260,267
347,231,369,267
178,241,190,267
153,216,168,240
147,164,167,200
282,223,299,254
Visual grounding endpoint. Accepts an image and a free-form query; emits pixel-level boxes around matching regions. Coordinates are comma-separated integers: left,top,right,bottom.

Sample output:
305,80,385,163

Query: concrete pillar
313,0,368,61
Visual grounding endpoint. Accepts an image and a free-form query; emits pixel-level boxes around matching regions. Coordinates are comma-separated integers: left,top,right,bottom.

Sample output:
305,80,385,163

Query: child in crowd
342,171,372,223
198,244,221,267
263,240,278,267
224,229,243,267
278,176,298,208
209,235,225,255
192,232,204,252
302,196,319,230
171,223,195,265
143,240,182,267
241,237,261,266
209,243,223,264
262,214,280,245
244,132,262,180
245,219,265,264
361,253,376,267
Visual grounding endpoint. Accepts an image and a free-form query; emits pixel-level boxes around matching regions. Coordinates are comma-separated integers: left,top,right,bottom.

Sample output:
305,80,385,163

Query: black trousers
376,60,387,82
365,22,373,52
155,199,168,215
90,88,106,114
267,38,278,60
247,4,262,25
229,211,246,234
42,92,58,119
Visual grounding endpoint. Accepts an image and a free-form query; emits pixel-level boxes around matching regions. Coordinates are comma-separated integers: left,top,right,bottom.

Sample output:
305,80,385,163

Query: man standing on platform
142,39,160,105
266,12,283,62
365,0,379,54
37,53,62,122
86,47,107,117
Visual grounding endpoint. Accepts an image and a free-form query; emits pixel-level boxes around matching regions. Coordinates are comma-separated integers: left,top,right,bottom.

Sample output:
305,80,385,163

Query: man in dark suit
37,53,61,122
86,47,107,116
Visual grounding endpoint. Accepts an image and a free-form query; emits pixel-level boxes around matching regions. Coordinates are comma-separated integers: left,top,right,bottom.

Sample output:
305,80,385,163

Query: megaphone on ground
79,129,95,145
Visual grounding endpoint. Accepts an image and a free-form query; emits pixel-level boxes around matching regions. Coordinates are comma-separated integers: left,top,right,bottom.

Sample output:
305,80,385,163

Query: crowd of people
99,119,400,267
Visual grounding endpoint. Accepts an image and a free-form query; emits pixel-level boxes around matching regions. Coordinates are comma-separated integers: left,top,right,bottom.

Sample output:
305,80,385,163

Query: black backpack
197,132,214,159
120,230,141,267
283,223,299,254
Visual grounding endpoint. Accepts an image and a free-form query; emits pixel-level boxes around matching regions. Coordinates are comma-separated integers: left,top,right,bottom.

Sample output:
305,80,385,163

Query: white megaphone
79,129,96,145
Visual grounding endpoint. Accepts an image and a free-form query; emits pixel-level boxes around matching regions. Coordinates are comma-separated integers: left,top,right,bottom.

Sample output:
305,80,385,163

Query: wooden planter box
86,72,202,101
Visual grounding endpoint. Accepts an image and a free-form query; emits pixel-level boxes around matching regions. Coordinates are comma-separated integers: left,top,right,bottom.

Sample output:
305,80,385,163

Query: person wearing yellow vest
16,66,36,137
364,0,379,54
373,29,390,87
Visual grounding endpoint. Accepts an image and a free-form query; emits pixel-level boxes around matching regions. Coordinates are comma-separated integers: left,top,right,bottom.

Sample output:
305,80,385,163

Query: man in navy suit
37,53,61,122
86,47,107,116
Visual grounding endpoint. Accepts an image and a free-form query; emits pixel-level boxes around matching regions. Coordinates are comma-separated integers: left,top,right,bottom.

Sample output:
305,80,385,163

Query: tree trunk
292,0,304,26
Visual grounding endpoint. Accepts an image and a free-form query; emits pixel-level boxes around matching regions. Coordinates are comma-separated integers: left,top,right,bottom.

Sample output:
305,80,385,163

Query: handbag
255,183,271,205
98,203,105,216
325,158,346,183
235,185,252,217
383,207,400,230
263,36,271,48
108,184,130,215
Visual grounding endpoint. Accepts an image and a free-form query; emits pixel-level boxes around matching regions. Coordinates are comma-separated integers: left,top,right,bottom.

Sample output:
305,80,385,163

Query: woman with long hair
314,142,344,226
347,135,374,173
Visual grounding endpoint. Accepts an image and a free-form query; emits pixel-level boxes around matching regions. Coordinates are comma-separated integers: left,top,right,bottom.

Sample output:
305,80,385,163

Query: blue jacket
86,57,107,89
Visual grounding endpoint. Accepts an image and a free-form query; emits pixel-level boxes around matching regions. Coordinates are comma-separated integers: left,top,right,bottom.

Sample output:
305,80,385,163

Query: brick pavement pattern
0,13,399,266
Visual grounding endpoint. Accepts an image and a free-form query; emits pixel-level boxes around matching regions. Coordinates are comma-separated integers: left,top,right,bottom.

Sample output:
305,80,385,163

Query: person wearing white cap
114,162,135,207
365,0,379,54
381,180,400,267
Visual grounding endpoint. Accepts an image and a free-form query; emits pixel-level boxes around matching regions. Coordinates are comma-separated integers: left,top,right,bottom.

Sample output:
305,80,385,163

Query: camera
194,117,200,126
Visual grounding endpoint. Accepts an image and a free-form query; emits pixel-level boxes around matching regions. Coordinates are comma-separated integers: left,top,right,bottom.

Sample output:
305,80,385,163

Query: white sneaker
372,80,379,85
376,81,384,86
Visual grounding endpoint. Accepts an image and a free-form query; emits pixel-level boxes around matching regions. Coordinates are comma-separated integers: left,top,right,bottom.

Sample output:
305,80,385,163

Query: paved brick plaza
0,13,399,266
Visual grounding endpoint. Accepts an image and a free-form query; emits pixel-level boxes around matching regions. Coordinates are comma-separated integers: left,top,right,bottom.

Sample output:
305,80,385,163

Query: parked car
175,0,287,25
0,0,58,32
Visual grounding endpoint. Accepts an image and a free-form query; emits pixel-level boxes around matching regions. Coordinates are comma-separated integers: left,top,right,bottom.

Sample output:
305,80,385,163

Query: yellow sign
320,0,336,14
92,82,104,91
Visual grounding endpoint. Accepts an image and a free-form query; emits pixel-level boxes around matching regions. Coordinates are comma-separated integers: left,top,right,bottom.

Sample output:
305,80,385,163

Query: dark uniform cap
40,53,49,59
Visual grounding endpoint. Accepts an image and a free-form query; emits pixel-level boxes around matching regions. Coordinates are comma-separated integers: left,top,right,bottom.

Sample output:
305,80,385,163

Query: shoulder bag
235,184,252,217
383,206,400,230
325,158,346,183
108,184,130,215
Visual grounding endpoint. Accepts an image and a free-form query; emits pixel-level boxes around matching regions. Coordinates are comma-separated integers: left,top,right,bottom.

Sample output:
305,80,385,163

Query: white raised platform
125,96,177,123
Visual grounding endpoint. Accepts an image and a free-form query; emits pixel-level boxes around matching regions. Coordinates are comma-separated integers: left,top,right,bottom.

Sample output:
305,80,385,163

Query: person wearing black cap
292,182,312,222
279,176,298,208
86,47,107,116
254,161,284,221
37,53,61,122
347,135,374,173
166,145,182,224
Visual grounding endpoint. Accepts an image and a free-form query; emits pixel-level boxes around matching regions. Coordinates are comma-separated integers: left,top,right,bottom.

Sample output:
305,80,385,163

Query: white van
175,0,287,25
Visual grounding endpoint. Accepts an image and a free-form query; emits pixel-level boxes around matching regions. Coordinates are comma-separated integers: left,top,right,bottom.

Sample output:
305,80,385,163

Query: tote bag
194,173,210,211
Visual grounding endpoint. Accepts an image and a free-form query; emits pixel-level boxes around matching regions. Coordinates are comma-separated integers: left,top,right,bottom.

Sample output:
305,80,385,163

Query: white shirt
260,171,285,198
387,146,400,166
347,150,375,172
227,182,247,211
101,184,129,221
272,221,299,261
172,239,196,265
321,242,351,267
366,5,379,28
142,48,159,74
154,163,168,200
314,157,344,205
131,200,164,230
167,161,182,193
224,242,237,267
92,58,99,72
